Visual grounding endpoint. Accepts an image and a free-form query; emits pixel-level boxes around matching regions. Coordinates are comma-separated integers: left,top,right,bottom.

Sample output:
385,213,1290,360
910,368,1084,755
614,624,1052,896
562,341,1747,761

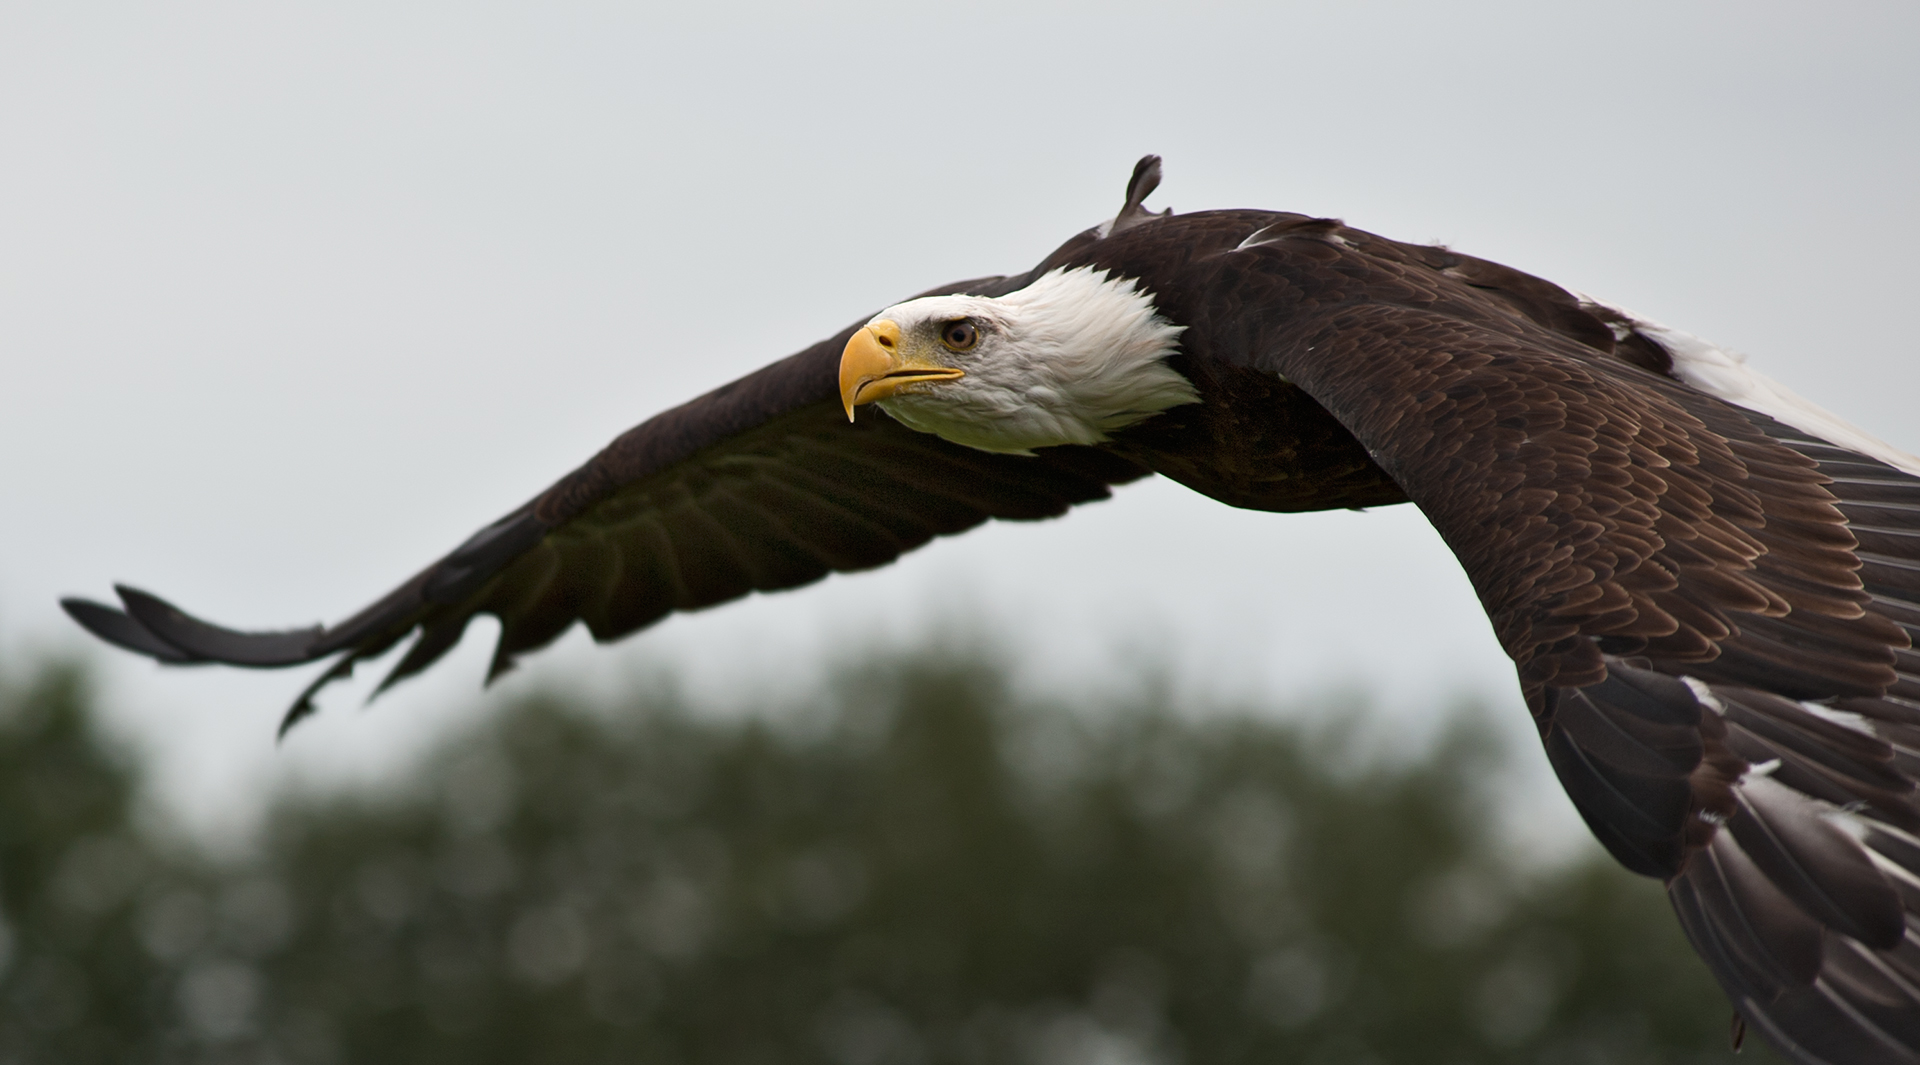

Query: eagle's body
66,159,1920,1064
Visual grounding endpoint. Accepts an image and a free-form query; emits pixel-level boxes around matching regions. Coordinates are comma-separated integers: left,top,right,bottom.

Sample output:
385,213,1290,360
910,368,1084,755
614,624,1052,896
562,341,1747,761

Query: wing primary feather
1542,723,1689,875
1685,831,1827,987
277,654,361,739
1825,939,1920,1036
1808,975,1920,1065
374,615,476,696
59,597,203,664
115,585,323,666
479,544,564,682
1718,690,1907,792
1728,776,1906,949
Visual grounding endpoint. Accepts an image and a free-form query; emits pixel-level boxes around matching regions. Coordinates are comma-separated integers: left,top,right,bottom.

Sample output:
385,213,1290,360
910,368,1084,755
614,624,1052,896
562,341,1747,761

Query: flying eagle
64,157,1920,1063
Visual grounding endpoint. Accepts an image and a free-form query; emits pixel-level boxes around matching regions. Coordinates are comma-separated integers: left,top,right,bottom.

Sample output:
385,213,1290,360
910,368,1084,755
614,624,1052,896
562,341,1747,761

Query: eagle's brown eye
940,320,978,352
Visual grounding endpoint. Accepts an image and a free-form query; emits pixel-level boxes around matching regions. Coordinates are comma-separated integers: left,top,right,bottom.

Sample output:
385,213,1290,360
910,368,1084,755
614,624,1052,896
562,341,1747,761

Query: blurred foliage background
0,652,1772,1064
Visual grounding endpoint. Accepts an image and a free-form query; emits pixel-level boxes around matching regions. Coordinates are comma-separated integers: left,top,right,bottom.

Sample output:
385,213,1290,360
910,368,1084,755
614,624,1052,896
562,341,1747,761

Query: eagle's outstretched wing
57,152,1161,725
62,272,1148,733
1155,219,1920,1064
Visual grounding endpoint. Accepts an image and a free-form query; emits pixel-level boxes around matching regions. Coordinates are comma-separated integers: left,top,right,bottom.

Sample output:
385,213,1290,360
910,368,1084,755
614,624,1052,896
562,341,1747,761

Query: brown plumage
64,158,1920,1064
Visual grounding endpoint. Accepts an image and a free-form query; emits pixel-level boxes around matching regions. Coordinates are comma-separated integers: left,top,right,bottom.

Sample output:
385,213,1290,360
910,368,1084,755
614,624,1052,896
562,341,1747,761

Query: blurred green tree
0,655,1772,1064
0,664,182,1063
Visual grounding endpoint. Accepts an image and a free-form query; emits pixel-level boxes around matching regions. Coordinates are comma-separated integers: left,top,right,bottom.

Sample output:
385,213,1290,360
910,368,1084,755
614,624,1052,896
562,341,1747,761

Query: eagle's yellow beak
839,319,965,421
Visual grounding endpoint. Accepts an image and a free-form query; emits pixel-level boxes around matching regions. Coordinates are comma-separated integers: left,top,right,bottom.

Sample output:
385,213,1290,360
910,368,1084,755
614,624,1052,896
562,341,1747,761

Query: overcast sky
4,1,1918,847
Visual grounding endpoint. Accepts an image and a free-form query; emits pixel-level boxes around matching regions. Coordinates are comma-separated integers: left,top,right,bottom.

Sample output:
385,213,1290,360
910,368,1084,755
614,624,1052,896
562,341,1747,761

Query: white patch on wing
1233,223,1283,251
1799,700,1879,737
1822,809,1873,845
1864,822,1920,887
1576,294,1920,476
1233,222,1348,253
1869,848,1920,894
872,267,1196,455
1681,676,1727,714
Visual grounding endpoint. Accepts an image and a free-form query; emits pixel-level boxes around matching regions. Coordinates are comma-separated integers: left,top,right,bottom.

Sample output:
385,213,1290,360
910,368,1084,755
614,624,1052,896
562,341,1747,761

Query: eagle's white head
838,266,1197,454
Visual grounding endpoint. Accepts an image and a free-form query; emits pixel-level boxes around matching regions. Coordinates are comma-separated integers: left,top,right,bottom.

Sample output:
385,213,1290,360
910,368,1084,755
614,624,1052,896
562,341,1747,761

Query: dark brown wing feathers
63,274,1149,732
1052,210,1920,1063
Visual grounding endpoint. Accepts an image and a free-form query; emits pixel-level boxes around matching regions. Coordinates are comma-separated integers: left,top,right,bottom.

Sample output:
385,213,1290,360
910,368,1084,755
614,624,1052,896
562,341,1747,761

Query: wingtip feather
114,585,325,667
277,654,361,740
60,595,202,664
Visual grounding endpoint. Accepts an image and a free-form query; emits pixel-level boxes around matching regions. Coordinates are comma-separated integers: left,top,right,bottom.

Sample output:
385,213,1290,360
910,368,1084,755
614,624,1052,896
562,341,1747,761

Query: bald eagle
64,157,1920,1063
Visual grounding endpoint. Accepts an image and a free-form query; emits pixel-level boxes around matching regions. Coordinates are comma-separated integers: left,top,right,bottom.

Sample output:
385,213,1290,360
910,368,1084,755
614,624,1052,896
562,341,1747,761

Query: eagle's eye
939,320,979,353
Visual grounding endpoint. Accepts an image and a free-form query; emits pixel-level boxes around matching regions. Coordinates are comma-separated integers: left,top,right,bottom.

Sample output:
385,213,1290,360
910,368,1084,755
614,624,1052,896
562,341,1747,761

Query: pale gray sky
4,1,1917,847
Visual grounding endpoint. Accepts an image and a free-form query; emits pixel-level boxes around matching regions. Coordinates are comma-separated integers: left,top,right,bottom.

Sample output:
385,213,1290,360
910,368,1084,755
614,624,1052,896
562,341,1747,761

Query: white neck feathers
876,267,1196,454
